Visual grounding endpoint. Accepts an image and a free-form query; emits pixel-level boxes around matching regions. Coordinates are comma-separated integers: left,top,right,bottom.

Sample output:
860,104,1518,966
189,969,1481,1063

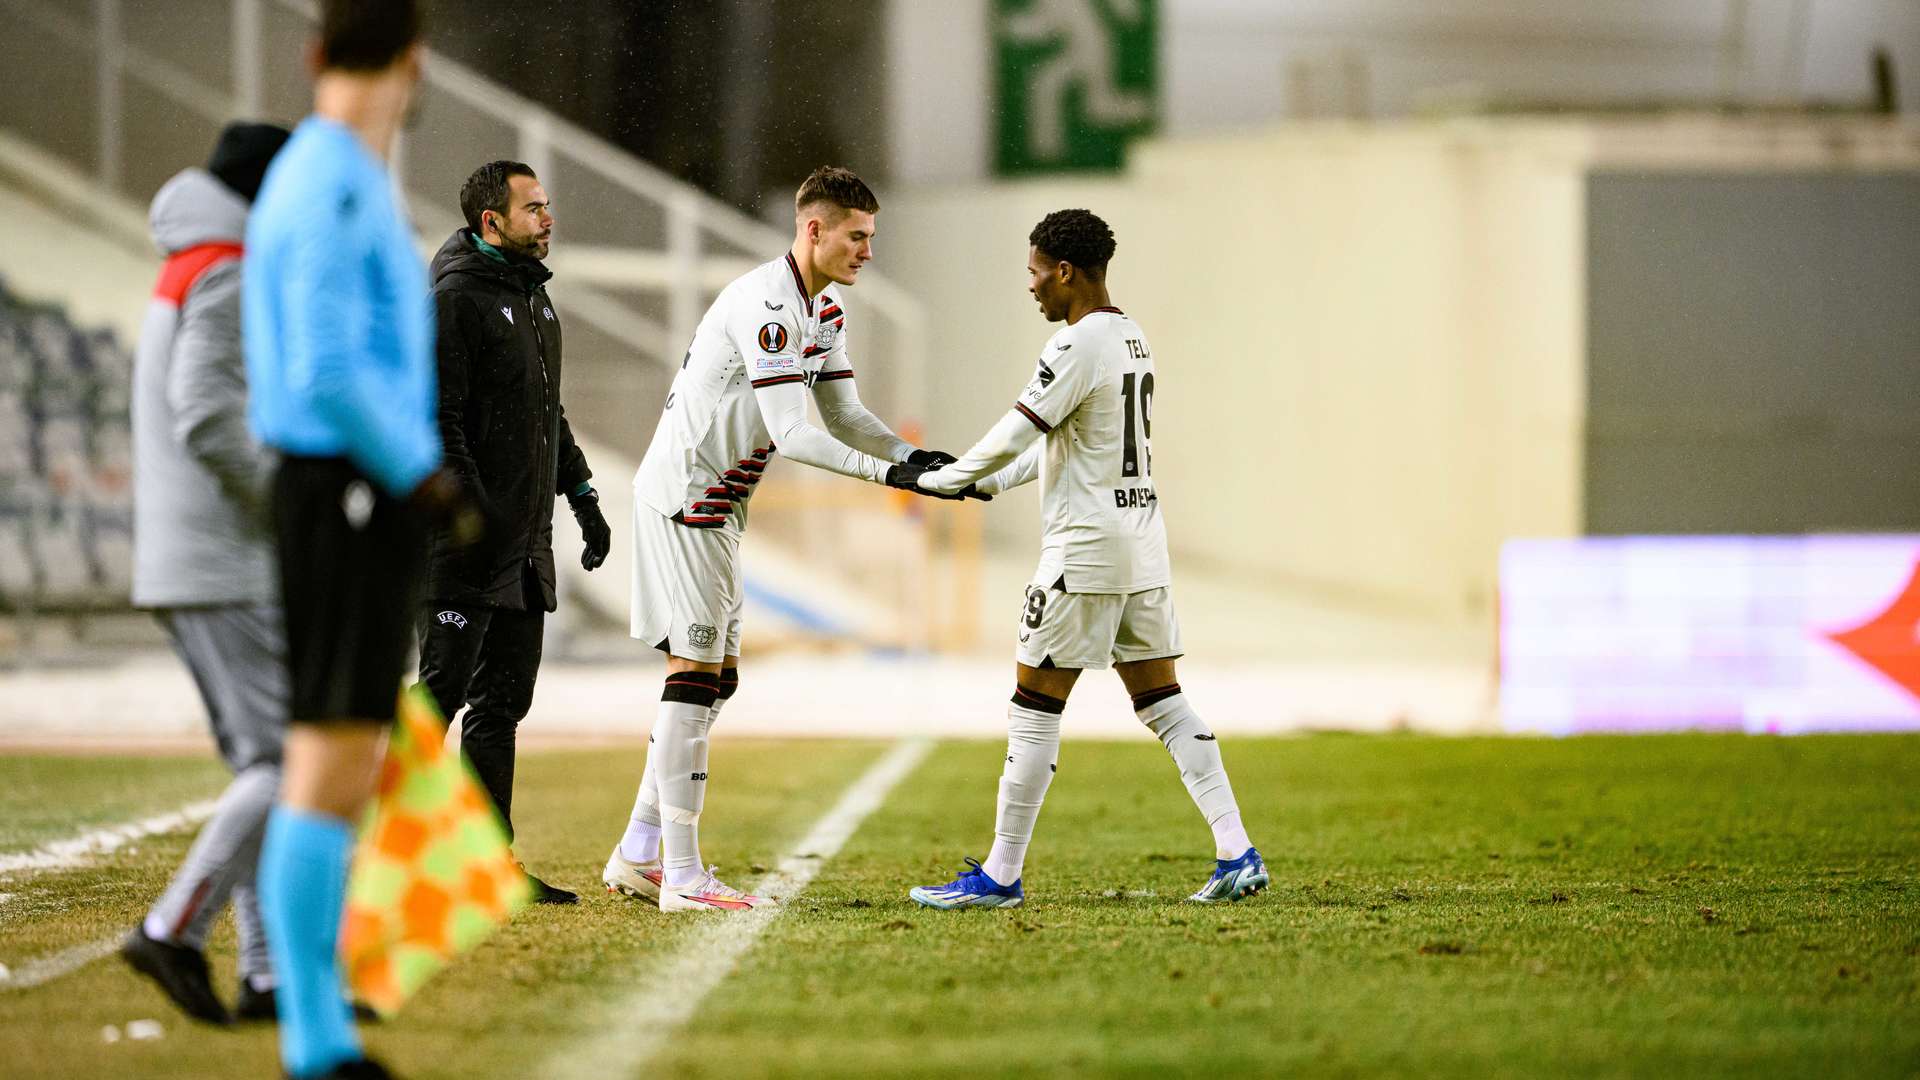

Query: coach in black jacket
419,160,611,904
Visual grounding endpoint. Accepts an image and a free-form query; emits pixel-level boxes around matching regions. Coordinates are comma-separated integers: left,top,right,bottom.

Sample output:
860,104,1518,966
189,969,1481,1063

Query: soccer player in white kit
603,167,982,911
908,209,1267,908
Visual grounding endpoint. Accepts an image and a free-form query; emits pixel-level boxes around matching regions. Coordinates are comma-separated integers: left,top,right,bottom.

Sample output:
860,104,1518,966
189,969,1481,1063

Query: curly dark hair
1029,209,1115,278
795,166,879,217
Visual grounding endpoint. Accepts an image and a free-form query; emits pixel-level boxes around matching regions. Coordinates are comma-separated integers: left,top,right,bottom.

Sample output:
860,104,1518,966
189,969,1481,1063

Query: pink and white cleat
603,848,663,902
657,866,772,912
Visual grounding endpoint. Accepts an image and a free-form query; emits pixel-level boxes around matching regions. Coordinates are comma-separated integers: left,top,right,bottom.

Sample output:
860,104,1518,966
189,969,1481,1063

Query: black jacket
425,229,591,611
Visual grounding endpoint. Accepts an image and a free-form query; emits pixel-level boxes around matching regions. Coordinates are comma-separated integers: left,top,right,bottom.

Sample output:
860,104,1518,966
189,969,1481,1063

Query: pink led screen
1500,536,1920,735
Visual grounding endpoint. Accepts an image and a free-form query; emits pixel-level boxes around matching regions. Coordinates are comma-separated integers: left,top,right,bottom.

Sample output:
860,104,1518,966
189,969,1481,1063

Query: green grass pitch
1,734,1915,1078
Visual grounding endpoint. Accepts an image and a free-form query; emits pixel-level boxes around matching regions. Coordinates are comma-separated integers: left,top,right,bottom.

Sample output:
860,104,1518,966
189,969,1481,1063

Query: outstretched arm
920,334,1094,495
977,441,1041,496
917,410,1043,494
750,375,892,483
811,369,915,463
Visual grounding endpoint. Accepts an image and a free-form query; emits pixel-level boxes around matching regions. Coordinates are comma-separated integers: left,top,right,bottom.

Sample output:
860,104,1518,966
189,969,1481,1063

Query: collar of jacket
432,227,553,295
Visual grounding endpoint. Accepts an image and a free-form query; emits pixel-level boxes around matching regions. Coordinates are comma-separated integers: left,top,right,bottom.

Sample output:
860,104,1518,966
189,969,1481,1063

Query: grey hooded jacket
130,168,276,608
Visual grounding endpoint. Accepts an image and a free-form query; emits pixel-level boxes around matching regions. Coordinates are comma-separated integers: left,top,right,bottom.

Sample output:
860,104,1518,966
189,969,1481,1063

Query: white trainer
657,866,772,912
603,848,664,902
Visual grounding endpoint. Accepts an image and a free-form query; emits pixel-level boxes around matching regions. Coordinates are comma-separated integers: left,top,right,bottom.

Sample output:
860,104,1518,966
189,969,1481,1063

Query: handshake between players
885,449,990,502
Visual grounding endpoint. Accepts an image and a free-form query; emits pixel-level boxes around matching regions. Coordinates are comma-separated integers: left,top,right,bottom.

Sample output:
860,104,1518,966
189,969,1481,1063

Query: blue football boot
1188,846,1269,903
909,857,1024,909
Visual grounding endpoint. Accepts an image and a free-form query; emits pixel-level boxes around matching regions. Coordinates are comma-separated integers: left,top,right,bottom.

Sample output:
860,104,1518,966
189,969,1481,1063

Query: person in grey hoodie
122,122,291,1027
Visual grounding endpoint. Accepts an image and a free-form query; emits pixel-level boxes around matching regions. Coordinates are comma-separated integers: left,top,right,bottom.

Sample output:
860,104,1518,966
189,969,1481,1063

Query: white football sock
641,673,721,887
1134,686,1251,860
982,689,1064,886
619,678,731,866
617,749,662,864
689,676,732,862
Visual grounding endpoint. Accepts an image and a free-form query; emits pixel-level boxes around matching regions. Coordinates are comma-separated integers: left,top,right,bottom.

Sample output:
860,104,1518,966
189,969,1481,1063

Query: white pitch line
0,800,219,992
0,935,123,991
0,800,219,877
545,737,934,1077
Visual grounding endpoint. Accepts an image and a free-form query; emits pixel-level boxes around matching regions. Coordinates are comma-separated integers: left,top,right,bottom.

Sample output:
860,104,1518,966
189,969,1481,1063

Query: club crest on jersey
436,610,469,629
758,322,788,353
688,623,718,648
501,306,514,324
812,321,841,352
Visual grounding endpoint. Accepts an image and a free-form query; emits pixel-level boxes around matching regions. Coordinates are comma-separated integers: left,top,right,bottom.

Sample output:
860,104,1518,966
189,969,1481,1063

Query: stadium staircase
0,0,970,652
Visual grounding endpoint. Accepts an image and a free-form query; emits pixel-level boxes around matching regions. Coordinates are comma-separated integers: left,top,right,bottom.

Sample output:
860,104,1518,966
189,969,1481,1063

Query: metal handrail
1,0,928,392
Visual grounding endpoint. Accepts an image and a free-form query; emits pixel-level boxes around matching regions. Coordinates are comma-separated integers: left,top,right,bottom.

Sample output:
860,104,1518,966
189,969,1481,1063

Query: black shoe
298,1057,395,1080
235,984,384,1026
235,982,276,1023
120,928,232,1025
525,869,579,905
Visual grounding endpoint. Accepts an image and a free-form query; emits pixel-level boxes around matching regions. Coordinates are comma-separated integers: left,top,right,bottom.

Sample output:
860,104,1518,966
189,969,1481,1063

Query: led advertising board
1500,536,1920,735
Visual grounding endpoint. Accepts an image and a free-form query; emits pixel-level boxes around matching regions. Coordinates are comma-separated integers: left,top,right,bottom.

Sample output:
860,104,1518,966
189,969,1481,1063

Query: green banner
995,0,1158,175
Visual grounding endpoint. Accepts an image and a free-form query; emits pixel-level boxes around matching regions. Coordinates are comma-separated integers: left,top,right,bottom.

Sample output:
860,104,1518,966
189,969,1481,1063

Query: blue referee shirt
244,116,439,496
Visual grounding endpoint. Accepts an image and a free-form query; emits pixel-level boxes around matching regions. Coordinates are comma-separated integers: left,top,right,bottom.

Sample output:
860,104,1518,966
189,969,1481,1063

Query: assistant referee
243,3,480,1078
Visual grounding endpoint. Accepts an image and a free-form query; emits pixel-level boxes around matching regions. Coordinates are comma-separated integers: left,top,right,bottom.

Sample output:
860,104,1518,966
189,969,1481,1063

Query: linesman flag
340,685,531,1016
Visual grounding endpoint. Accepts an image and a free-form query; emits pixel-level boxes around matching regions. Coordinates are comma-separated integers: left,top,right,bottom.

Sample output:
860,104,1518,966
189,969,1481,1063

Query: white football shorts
630,505,743,664
1013,582,1183,670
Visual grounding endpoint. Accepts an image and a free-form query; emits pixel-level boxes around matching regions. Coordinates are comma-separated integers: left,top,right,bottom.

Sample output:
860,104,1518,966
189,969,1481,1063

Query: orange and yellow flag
339,685,531,1016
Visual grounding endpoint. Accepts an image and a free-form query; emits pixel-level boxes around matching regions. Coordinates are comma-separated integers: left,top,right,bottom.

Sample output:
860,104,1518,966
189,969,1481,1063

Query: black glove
885,463,992,503
407,466,489,548
905,448,959,468
885,462,929,490
568,487,612,571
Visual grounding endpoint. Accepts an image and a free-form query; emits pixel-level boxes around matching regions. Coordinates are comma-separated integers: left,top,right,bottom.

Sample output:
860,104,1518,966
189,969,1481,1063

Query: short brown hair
795,166,879,219
318,0,421,72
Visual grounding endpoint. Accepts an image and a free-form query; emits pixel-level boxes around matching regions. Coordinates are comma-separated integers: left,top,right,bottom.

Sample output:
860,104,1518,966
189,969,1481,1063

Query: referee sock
618,666,733,867
982,687,1064,887
258,805,360,1078
653,671,720,888
1133,684,1252,860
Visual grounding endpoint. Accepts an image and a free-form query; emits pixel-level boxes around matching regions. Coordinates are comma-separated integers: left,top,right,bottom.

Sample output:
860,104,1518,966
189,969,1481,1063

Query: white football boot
603,848,663,902
657,866,772,912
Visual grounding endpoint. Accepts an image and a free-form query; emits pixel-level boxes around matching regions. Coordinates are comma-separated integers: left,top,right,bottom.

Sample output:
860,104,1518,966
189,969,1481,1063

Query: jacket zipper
527,290,550,581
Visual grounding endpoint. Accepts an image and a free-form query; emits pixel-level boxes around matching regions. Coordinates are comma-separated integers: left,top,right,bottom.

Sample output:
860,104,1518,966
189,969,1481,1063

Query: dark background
425,0,890,217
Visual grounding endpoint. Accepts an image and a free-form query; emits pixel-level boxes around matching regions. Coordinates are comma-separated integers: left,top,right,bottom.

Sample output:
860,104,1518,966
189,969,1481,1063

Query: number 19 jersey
1013,308,1169,595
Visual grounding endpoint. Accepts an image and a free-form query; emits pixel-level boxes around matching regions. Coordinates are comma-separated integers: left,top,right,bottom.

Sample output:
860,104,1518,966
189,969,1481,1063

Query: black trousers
416,571,545,840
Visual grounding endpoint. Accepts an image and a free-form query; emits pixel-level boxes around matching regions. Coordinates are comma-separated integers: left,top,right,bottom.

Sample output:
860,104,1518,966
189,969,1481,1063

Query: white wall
880,121,1590,620
886,0,1920,185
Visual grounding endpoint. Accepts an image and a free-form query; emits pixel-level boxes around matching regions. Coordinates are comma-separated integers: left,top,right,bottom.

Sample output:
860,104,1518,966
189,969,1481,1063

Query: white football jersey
1015,308,1170,594
633,252,854,532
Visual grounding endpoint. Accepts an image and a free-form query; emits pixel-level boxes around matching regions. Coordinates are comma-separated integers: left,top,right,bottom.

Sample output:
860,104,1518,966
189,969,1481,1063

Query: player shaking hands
908,210,1267,909
606,166,972,912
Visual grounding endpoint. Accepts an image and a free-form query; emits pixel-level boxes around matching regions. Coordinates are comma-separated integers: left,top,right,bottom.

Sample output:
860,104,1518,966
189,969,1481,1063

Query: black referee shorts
272,455,426,724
